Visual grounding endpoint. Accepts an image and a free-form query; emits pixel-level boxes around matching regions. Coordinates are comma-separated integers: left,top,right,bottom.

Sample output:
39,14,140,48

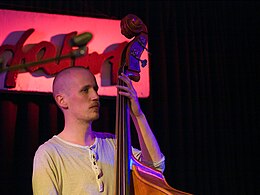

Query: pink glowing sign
0,9,150,97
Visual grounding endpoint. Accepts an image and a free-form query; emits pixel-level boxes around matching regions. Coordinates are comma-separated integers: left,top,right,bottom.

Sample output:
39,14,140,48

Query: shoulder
94,131,115,140
34,136,62,158
93,131,116,148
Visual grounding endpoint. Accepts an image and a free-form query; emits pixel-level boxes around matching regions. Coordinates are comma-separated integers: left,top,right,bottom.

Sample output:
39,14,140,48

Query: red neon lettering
0,29,127,88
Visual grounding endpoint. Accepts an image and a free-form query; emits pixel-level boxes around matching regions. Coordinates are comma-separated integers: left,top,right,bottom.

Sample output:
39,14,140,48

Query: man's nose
91,90,99,100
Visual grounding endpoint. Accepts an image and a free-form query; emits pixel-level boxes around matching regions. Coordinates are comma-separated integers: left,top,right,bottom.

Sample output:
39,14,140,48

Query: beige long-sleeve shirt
32,132,165,195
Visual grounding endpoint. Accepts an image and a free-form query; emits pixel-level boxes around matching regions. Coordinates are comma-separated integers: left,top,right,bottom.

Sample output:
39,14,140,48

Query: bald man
32,66,165,195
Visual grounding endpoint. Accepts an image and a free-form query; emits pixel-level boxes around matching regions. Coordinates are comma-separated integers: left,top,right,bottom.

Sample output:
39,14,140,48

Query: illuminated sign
0,9,150,97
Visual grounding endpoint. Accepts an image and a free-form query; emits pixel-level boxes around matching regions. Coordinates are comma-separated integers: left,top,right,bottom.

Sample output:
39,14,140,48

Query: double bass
114,14,192,195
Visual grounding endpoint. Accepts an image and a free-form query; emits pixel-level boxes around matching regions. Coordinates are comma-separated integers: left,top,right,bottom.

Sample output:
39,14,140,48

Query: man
32,66,165,194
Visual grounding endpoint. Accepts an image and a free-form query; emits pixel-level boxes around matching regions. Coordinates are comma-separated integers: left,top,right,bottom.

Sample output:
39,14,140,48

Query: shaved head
52,66,96,101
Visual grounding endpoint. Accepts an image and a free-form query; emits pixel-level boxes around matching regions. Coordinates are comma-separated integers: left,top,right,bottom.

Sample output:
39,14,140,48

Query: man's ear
55,94,68,109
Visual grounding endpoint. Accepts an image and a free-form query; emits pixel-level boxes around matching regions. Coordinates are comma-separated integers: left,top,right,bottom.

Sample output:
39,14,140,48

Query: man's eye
82,88,89,93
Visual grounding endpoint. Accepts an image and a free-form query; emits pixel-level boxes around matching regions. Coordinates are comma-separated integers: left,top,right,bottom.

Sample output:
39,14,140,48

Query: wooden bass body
131,156,191,195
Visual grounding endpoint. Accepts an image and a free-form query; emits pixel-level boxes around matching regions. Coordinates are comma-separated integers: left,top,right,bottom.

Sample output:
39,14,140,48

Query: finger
119,73,134,90
117,85,129,92
118,91,131,98
117,85,137,100
119,73,130,83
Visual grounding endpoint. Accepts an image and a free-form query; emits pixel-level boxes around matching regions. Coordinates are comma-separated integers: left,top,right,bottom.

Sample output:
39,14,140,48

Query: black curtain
0,1,258,194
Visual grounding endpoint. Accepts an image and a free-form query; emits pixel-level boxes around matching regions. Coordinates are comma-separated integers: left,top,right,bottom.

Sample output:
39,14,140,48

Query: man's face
64,69,100,123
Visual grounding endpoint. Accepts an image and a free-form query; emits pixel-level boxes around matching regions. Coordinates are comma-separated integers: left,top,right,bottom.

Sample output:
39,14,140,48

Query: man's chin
92,113,100,120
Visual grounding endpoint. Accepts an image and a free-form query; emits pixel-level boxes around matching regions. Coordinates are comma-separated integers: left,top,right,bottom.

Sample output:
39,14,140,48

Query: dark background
0,1,259,194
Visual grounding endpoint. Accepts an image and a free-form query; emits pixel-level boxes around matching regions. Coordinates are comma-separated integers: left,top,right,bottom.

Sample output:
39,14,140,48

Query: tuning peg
140,59,147,67
130,51,147,68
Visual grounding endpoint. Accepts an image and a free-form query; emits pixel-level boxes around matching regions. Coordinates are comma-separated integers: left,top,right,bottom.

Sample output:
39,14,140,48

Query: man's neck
58,122,95,146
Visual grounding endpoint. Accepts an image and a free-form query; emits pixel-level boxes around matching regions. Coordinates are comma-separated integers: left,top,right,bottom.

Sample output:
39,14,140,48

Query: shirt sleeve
131,147,166,173
32,145,59,195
